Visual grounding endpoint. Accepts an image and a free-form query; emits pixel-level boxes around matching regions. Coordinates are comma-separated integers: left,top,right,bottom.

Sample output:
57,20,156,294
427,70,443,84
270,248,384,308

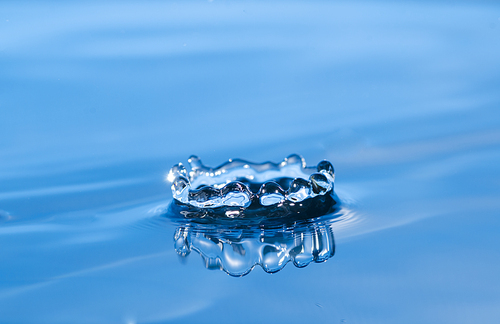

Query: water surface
1,1,500,323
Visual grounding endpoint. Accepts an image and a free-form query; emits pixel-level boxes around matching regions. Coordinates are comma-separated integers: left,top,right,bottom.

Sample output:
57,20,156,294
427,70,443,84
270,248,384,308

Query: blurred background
1,1,500,323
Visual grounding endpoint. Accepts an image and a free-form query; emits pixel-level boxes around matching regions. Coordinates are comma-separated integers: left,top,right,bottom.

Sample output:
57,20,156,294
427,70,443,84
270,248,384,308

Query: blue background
1,1,500,323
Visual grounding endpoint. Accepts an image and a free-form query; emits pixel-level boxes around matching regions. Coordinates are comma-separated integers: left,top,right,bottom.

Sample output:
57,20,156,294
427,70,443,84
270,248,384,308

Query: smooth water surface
1,1,500,323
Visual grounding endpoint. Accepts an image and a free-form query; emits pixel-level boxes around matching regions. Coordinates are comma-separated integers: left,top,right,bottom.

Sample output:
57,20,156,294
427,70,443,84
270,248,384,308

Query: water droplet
317,160,334,177
293,233,315,267
312,227,335,262
188,186,221,207
174,228,190,256
261,245,285,273
167,163,187,182
287,178,311,202
310,173,331,194
258,182,286,206
285,154,305,168
188,155,202,169
221,182,252,207
172,176,189,197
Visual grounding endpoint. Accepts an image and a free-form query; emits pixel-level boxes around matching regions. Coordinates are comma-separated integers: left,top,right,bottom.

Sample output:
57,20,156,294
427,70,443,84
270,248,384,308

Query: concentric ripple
167,154,336,217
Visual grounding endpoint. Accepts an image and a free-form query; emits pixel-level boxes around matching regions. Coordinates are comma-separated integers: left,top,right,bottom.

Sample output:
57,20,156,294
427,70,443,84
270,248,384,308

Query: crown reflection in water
172,218,338,277
166,154,340,276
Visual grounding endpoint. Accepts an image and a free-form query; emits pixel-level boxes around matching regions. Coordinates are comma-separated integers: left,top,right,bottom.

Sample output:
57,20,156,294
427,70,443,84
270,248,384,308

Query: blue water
1,1,500,323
